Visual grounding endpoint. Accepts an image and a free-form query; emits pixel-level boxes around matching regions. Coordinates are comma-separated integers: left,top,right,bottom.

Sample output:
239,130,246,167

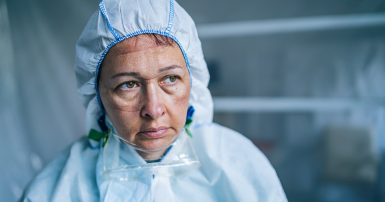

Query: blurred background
1,0,385,201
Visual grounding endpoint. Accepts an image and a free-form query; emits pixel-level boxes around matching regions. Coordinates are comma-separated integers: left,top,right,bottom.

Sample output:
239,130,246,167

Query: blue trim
94,30,192,114
161,142,173,158
165,0,174,33
186,106,195,120
88,140,101,150
99,0,121,40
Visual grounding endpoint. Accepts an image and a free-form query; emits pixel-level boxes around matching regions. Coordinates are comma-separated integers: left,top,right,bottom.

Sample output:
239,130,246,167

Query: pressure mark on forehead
111,34,175,55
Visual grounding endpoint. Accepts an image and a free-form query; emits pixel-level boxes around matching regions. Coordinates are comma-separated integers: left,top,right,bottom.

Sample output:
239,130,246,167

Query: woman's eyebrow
110,65,182,79
158,65,183,73
111,72,140,79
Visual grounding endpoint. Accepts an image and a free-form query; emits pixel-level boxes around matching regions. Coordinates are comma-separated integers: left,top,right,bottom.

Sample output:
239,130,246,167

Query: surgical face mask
102,122,200,181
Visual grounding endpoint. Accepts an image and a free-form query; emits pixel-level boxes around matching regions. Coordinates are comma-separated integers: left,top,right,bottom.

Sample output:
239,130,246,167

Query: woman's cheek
173,92,189,108
172,83,190,107
169,86,190,127
106,91,143,112
109,110,140,141
162,81,190,105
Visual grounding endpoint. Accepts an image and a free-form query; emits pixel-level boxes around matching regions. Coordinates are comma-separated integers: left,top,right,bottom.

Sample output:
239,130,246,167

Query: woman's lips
138,127,169,139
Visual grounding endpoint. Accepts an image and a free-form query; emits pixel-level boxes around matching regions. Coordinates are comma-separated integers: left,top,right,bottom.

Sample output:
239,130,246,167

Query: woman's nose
141,84,166,119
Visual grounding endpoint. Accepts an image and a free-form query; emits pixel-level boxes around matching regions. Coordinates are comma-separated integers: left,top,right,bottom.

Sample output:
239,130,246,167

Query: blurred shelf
213,97,385,112
197,13,385,39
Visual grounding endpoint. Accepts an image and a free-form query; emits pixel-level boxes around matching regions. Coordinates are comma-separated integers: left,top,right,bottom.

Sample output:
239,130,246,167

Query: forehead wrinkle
140,66,185,81
112,51,181,75
110,70,166,82
103,37,186,84
158,65,183,73
111,72,140,79
112,36,163,55
140,64,185,80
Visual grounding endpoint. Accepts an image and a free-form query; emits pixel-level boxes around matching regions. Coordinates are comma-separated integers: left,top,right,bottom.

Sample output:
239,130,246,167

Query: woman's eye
165,76,177,83
121,81,137,89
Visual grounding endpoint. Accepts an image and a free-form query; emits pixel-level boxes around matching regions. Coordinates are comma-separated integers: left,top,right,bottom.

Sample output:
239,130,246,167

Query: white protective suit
20,0,288,201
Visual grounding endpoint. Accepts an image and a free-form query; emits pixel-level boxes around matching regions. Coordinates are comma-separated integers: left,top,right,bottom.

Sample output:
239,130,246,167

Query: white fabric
20,0,287,201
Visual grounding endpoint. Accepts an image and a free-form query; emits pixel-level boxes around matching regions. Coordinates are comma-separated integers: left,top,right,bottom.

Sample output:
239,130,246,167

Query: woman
21,0,287,201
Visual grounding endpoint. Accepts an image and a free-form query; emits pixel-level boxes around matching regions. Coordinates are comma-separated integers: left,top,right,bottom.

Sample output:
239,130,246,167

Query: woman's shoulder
20,137,100,202
191,122,273,169
191,122,267,160
189,122,287,201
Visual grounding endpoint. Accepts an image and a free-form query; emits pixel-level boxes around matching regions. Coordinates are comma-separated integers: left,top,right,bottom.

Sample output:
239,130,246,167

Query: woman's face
98,35,190,158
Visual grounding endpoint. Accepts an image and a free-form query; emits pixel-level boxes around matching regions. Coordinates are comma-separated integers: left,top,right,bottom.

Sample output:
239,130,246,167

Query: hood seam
99,0,121,39
165,0,174,33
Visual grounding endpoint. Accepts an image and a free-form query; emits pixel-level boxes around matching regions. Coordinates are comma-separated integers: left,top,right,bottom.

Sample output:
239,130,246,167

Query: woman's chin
136,137,173,151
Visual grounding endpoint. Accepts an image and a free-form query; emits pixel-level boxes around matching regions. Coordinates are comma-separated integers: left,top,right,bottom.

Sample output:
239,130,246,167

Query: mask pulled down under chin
102,125,201,181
